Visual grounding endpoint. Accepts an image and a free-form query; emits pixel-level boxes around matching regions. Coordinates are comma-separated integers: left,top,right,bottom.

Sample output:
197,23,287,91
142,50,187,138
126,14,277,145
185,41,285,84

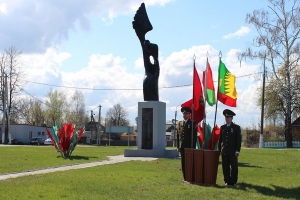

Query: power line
25,81,142,90
24,72,264,91
20,71,265,112
22,88,100,112
21,88,61,111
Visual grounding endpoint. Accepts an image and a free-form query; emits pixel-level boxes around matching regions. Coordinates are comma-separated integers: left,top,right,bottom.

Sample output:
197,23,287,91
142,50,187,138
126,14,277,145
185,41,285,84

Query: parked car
30,137,45,145
44,138,53,145
10,138,24,145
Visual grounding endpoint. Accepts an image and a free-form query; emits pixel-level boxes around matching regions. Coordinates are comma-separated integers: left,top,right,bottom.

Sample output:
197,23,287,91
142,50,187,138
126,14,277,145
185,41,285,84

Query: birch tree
244,0,300,147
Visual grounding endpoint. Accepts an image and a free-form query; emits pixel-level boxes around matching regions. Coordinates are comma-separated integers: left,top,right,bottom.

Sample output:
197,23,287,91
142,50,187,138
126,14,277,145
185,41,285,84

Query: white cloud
0,3,7,14
236,82,261,127
1,0,264,128
223,26,251,39
22,48,71,82
134,57,144,70
23,50,144,121
161,45,219,86
0,0,174,53
224,49,259,77
21,43,261,127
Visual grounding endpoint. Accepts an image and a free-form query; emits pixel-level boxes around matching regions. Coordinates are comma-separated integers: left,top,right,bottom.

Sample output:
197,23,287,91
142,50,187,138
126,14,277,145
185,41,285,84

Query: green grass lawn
0,145,134,174
0,146,299,200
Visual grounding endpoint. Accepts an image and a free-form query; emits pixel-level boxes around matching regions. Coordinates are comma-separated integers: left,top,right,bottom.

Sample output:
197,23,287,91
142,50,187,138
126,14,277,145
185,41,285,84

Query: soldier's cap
223,109,236,117
181,107,192,114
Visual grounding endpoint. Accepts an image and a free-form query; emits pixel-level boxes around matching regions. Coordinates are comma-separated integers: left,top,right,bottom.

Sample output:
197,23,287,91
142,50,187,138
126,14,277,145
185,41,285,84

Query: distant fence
78,139,176,147
99,140,137,146
263,141,300,148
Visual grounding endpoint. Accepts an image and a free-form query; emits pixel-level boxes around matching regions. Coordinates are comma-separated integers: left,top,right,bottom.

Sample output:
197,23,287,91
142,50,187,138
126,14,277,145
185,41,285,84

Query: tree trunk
4,130,8,144
286,114,293,148
286,62,293,148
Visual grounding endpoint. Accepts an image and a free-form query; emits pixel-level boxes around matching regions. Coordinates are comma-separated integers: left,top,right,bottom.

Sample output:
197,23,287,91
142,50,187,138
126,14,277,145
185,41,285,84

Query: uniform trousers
180,148,186,180
221,154,238,184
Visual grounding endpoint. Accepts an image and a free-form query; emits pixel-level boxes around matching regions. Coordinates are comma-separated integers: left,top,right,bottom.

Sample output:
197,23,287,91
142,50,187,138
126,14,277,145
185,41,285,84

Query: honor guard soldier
177,107,197,182
218,109,242,186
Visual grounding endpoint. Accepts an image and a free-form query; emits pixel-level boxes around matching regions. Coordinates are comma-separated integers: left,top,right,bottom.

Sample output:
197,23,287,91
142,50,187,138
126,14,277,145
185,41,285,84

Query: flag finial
193,54,196,61
219,51,222,59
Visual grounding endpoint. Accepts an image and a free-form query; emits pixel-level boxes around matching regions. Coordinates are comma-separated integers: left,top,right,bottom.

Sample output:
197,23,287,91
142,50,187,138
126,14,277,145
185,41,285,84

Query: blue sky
0,0,273,128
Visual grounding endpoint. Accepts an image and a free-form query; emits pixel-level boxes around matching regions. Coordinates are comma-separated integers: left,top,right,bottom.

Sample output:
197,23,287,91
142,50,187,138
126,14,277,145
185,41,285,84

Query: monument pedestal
124,101,178,158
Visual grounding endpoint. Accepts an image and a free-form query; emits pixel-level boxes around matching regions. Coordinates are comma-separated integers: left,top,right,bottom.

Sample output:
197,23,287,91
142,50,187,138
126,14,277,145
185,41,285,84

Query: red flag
77,128,85,140
64,124,75,152
181,98,204,125
208,125,220,150
181,63,205,125
193,63,202,111
58,125,65,151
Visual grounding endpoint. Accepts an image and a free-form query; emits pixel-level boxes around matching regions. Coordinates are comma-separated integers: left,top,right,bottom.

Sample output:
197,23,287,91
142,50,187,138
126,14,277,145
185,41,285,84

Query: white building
0,124,53,144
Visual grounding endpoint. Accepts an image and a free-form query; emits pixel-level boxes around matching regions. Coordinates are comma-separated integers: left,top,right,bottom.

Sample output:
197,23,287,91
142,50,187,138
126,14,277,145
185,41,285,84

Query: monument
124,3,178,158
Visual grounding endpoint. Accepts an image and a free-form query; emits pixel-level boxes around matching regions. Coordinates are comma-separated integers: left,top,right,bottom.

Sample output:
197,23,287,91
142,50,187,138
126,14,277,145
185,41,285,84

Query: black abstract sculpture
133,3,159,101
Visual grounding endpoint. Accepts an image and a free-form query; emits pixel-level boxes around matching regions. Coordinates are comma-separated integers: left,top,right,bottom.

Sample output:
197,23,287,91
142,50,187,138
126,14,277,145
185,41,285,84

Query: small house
292,117,300,140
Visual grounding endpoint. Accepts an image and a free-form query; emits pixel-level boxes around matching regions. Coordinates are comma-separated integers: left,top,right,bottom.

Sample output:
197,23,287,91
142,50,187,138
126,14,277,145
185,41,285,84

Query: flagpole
191,55,196,149
213,51,222,140
204,55,209,106
202,55,209,149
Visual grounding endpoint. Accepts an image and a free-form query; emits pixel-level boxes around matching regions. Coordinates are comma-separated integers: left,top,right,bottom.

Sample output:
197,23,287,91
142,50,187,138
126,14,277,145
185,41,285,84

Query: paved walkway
0,155,157,181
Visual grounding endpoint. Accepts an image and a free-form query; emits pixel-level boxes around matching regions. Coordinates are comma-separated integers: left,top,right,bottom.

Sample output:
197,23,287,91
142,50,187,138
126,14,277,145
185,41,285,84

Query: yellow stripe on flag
224,72,237,99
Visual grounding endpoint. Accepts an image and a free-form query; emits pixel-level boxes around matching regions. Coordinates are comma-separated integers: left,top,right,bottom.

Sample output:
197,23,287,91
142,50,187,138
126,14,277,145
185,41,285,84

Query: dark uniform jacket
218,123,242,155
177,119,197,149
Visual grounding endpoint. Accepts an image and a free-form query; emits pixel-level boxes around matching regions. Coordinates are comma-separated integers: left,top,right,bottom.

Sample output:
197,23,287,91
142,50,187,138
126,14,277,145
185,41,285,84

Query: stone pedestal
124,101,178,158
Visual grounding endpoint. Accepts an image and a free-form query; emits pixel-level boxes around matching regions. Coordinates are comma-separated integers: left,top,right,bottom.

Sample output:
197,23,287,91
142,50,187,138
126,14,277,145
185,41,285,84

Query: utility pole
259,54,266,148
2,75,6,144
172,110,178,147
1,74,10,144
90,110,93,122
97,105,102,146
90,110,97,144
7,74,10,144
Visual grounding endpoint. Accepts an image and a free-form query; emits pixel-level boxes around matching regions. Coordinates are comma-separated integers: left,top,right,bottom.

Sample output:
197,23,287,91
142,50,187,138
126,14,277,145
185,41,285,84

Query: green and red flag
203,62,216,106
202,123,212,149
217,61,237,107
197,125,204,149
48,123,85,158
